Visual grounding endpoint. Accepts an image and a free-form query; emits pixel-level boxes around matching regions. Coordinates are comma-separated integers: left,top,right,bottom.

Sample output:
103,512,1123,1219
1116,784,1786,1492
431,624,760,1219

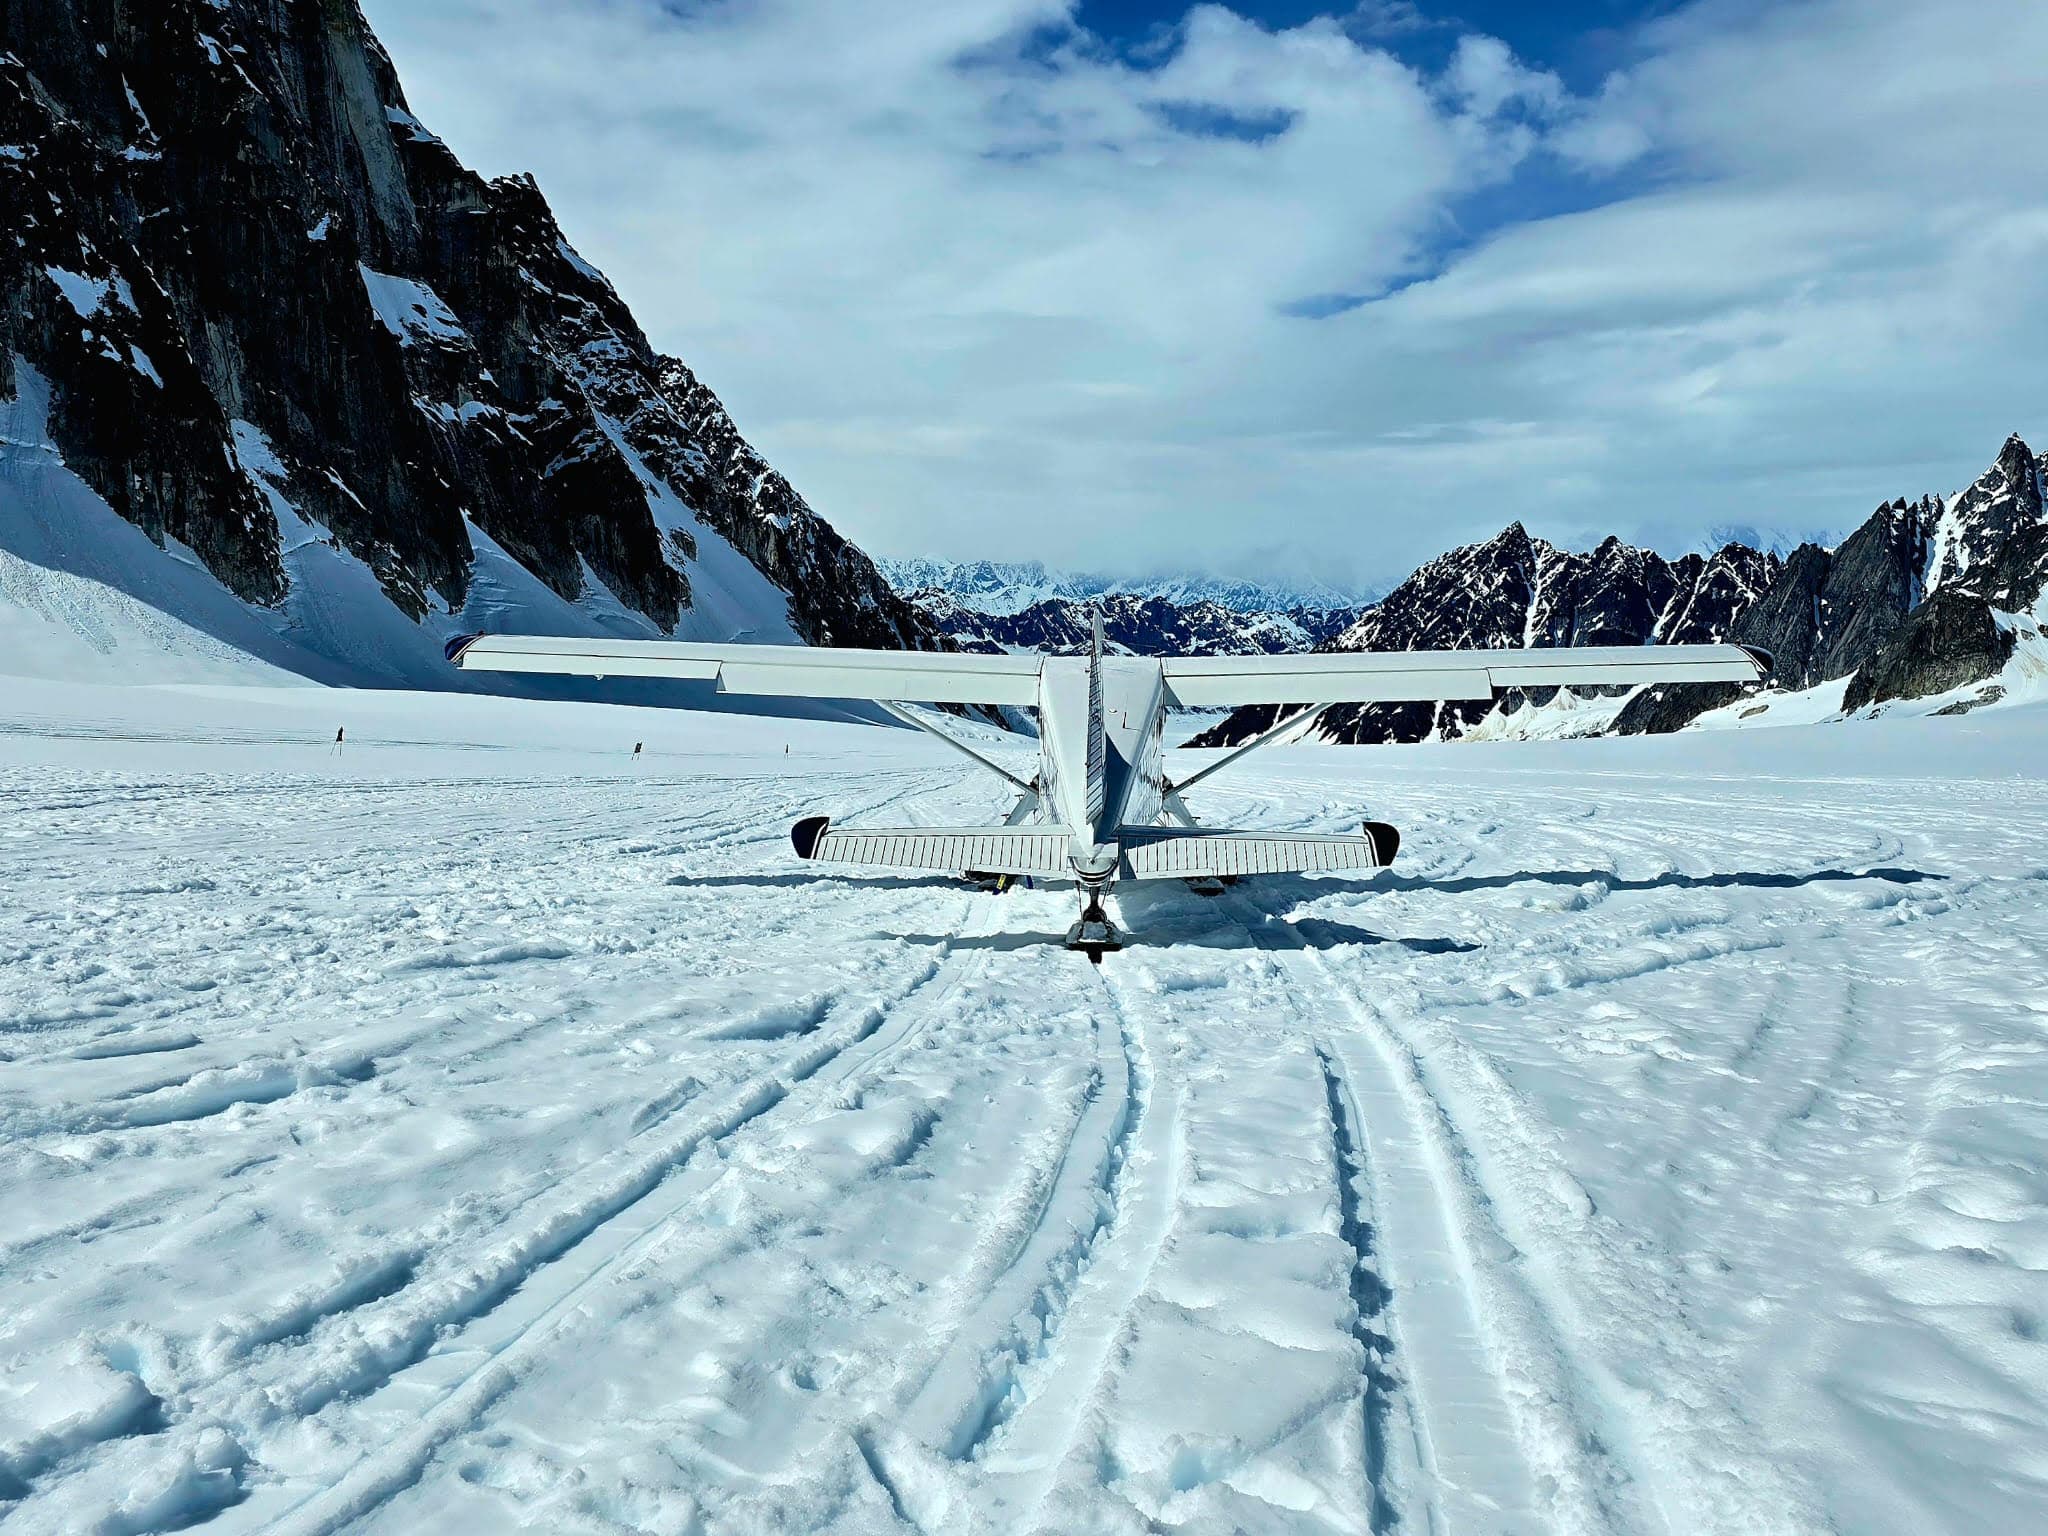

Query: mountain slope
0,0,941,687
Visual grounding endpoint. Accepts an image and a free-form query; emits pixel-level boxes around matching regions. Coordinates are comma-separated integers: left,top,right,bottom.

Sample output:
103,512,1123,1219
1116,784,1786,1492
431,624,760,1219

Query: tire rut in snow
943,994,1149,1464
1314,1043,1400,1535
895,976,1160,1480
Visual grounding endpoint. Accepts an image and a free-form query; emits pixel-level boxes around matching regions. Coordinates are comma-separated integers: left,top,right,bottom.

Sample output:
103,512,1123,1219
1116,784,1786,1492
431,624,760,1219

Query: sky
360,0,2048,590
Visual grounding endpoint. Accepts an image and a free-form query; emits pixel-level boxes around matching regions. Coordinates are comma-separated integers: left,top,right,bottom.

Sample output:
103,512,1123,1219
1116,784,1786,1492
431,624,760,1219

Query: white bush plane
448,621,1769,958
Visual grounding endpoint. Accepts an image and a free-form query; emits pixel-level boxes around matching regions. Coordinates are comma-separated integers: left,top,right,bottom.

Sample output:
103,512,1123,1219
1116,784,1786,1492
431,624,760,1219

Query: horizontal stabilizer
792,818,1077,877
1119,823,1399,879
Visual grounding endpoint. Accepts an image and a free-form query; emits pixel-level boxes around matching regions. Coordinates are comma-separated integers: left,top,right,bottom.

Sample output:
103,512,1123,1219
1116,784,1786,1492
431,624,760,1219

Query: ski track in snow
4,684,2048,1535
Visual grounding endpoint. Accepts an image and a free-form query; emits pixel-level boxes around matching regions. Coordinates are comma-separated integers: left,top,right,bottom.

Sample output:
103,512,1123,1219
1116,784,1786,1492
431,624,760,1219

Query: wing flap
792,818,1076,877
449,635,1042,706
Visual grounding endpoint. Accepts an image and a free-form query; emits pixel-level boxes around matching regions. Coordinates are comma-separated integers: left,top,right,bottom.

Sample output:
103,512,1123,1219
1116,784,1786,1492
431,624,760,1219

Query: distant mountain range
879,559,1368,659
875,558,1369,618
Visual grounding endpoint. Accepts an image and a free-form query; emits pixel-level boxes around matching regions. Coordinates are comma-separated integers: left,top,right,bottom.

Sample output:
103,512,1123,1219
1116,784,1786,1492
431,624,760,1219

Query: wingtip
1364,821,1401,866
791,816,831,860
1737,643,1773,677
444,631,484,666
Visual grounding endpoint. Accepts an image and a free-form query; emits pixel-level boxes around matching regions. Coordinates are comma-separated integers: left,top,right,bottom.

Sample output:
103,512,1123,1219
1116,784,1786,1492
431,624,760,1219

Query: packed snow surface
3,676,2046,1535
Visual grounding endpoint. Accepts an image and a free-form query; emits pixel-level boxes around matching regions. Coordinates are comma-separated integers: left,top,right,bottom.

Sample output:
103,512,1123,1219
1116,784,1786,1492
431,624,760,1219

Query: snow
356,267,465,346
43,266,112,319
382,106,443,147
589,409,801,645
1461,686,1632,742
2,653,2045,1535
555,238,606,286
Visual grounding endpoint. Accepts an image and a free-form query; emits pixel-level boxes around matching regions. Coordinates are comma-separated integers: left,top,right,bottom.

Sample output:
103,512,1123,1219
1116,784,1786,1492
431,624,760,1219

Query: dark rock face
1842,590,2013,711
0,0,938,652
1612,543,1828,735
1612,499,1938,733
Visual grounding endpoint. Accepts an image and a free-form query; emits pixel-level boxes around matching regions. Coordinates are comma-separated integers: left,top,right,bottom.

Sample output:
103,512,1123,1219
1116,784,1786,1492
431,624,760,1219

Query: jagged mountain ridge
0,0,940,688
1196,433,2048,747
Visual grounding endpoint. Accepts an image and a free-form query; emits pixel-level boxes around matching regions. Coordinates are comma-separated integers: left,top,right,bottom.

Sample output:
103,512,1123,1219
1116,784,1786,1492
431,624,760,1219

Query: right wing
1161,644,1770,708
446,634,1042,707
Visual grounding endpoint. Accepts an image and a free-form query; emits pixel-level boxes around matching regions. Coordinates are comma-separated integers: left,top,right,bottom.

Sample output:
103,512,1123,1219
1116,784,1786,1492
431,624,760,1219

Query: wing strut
877,701,1035,795
1167,703,1323,797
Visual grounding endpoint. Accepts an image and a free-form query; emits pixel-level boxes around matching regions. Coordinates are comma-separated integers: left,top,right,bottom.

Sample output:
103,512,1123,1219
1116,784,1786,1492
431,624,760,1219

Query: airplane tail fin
1084,610,1106,824
793,818,1076,878
1117,823,1399,879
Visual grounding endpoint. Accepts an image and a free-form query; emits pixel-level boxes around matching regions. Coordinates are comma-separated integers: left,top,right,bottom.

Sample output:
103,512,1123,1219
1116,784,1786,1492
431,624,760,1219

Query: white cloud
361,0,2048,587
1444,35,1563,119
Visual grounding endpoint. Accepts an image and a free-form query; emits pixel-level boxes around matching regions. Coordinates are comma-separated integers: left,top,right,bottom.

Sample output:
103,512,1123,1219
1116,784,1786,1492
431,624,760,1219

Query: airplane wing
445,634,1042,707
1159,643,1771,708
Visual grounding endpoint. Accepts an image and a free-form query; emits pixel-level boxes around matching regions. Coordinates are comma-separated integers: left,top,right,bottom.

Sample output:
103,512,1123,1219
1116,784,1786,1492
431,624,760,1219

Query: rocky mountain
882,558,1366,659
1197,433,2048,747
0,0,943,689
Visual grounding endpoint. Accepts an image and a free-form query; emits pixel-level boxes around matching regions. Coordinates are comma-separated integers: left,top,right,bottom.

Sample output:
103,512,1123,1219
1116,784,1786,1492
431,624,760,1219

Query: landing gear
1065,887,1123,963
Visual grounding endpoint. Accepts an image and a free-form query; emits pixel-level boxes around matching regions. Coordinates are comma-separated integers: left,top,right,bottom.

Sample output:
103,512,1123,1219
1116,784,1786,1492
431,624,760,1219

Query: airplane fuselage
1032,653,1169,891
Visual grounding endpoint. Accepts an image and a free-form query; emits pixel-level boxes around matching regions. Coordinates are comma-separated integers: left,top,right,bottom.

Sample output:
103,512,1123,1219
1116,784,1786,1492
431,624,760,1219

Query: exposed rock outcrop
1843,590,2015,711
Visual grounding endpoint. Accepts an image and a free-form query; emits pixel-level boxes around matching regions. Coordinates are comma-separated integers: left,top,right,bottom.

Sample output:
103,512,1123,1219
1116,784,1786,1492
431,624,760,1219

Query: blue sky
364,0,2048,588
1080,0,1659,85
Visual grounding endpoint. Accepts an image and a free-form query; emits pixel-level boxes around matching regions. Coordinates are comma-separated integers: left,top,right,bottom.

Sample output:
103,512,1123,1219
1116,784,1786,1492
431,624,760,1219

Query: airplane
446,621,1770,959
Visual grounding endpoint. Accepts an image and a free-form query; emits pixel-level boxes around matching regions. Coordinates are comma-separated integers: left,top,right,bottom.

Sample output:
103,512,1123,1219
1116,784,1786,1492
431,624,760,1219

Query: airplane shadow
674,865,1942,956
668,872,967,893
1369,865,1941,896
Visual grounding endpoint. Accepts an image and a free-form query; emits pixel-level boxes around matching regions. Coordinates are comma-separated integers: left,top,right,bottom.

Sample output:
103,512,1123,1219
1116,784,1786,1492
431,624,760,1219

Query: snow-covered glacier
2,668,2043,1535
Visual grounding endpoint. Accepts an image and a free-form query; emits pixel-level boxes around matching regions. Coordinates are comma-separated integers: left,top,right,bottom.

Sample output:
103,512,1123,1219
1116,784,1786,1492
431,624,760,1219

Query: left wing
446,634,1042,707
1160,643,1770,708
